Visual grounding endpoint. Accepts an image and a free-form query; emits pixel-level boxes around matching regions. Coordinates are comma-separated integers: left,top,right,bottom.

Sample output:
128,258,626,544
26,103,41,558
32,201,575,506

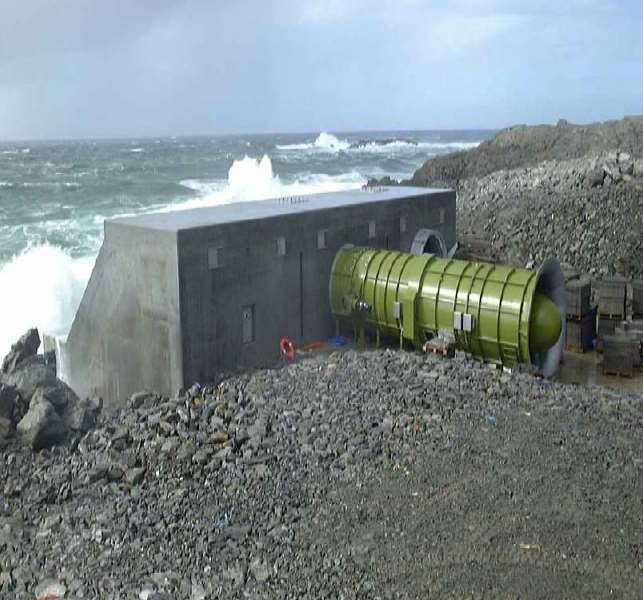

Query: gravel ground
1,350,641,599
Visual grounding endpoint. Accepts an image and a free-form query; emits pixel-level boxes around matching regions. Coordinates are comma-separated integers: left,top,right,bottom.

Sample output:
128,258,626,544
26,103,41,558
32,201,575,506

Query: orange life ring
279,337,295,361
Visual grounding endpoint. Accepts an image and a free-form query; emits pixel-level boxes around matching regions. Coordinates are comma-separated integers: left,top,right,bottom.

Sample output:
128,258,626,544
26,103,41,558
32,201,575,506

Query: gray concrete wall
178,191,455,383
62,222,183,409
62,188,455,406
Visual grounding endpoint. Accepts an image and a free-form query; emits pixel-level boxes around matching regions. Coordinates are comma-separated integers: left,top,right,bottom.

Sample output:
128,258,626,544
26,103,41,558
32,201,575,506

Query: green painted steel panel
329,246,562,370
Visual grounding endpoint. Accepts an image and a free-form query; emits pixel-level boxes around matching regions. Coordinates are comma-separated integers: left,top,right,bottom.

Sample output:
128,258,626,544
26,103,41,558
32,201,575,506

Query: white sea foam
0,155,364,358
179,179,227,196
168,154,364,211
0,246,95,359
277,133,480,153
421,141,481,151
14,181,81,189
277,132,350,151
353,140,481,153
124,147,144,153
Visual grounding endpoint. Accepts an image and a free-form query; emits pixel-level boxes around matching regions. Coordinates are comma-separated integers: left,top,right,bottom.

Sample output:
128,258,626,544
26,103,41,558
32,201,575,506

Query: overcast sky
1,0,641,140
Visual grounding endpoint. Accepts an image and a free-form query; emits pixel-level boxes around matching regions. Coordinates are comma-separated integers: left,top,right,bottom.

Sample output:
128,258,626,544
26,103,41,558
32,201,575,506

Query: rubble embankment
1,344,641,598
372,117,643,277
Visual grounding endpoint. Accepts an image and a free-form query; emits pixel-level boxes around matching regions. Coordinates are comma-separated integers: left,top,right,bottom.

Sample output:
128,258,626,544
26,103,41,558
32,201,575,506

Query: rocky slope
373,117,643,277
1,350,641,598
456,152,643,276
410,116,643,187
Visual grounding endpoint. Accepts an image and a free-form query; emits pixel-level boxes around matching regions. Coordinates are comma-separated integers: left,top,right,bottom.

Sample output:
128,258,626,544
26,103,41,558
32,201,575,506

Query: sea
0,129,491,357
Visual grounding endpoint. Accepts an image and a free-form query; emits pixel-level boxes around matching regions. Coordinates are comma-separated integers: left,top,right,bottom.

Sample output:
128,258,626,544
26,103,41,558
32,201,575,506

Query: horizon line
0,126,500,145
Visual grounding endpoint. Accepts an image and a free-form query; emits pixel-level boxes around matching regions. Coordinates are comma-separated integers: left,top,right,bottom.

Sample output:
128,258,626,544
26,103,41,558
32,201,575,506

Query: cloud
429,14,525,55
0,0,641,138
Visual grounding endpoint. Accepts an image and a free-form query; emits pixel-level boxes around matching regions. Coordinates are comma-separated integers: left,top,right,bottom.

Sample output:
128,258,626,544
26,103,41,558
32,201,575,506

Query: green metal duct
329,245,566,376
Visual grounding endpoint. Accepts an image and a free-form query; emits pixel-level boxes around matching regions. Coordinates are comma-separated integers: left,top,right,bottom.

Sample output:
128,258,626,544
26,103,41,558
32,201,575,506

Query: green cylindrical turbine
329,246,566,376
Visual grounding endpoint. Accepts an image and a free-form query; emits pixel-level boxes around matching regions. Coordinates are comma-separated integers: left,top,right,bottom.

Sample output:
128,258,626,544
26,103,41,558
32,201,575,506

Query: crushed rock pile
1,350,640,598
455,152,643,277
369,117,643,277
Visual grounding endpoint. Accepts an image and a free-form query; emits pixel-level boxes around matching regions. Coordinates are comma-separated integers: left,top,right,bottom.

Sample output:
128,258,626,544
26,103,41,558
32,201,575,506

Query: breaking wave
277,132,480,153
0,246,95,359
0,155,364,355
277,132,350,151
173,154,364,211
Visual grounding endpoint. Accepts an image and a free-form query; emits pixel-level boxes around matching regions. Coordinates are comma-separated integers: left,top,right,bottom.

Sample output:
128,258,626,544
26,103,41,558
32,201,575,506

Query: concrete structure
59,186,455,408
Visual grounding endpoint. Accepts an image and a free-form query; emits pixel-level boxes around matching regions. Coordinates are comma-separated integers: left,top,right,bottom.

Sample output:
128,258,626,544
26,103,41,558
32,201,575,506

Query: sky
0,0,642,140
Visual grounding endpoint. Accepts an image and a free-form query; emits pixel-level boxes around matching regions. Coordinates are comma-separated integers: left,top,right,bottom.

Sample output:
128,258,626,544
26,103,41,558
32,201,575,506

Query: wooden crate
565,307,596,352
595,277,627,318
597,316,617,339
565,278,591,319
602,335,635,376
614,328,643,368
422,337,455,358
596,316,618,352
633,279,643,316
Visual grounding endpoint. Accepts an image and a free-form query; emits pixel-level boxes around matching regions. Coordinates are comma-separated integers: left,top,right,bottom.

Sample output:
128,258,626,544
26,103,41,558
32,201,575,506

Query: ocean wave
0,245,95,359
277,132,481,153
276,132,350,152
179,179,227,196
353,140,481,153
9,181,81,189
123,148,144,153
165,155,365,212
420,141,481,151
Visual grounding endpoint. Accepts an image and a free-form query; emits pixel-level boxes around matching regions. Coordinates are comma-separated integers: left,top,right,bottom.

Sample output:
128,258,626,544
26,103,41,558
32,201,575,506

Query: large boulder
63,396,102,433
1,330,101,449
0,416,11,441
2,356,57,404
17,398,68,450
0,383,19,421
634,158,643,178
1,328,40,374
30,380,78,415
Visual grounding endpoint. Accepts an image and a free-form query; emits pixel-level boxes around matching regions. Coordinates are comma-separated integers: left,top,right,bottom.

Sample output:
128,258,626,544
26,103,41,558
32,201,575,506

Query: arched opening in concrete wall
410,229,448,257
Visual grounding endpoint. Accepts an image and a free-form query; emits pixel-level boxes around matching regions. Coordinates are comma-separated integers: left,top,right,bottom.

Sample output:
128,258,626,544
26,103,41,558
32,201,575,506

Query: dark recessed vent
317,230,327,250
208,246,222,269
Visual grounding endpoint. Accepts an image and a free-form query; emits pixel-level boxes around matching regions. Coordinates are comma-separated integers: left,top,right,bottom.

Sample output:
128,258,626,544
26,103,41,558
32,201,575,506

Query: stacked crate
633,280,643,318
594,277,627,352
602,334,635,377
564,277,595,352
615,324,643,369
562,267,579,284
